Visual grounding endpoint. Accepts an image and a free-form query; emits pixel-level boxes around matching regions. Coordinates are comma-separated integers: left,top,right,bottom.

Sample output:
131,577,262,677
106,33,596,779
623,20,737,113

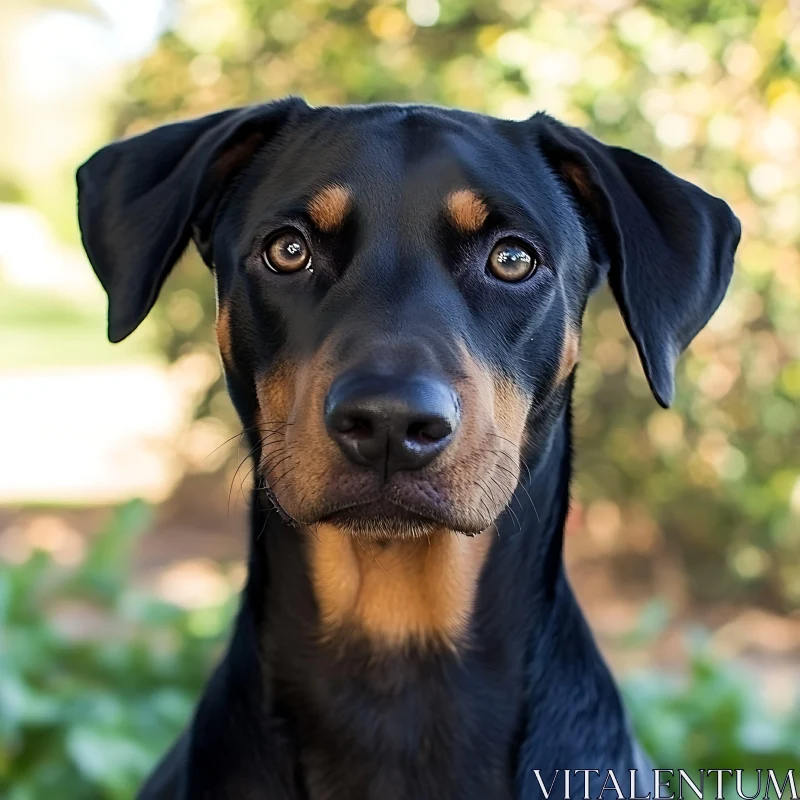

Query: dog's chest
278,642,520,800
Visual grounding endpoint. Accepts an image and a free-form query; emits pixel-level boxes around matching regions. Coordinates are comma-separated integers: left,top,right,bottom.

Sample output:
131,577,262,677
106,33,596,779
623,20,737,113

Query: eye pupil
264,230,311,273
488,239,537,282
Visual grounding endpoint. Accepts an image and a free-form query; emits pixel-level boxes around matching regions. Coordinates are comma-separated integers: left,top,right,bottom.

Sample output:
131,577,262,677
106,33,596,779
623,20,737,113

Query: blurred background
1,0,799,797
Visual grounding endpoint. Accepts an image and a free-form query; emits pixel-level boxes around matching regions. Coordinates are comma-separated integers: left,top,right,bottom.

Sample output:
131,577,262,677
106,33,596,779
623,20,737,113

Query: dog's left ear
77,98,306,343
536,116,741,407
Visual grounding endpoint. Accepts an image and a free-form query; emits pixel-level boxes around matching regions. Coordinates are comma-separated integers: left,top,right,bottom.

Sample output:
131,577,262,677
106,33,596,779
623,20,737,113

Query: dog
76,98,740,799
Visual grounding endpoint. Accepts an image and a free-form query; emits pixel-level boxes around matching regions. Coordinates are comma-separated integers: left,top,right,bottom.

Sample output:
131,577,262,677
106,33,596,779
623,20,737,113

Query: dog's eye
263,230,311,273
487,239,537,282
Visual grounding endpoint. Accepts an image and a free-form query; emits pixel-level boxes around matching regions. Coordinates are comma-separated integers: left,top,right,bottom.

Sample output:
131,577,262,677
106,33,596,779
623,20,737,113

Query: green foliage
625,643,800,775
2,517,798,797
623,601,800,778
0,503,234,799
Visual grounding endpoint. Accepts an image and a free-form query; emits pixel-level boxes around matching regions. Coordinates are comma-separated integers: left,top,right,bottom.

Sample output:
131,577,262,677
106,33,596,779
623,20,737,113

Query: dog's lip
312,494,482,534
318,496,438,522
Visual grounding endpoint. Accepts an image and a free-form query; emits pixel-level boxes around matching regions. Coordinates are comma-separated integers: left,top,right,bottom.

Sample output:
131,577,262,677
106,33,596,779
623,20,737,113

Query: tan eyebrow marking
445,189,489,233
307,184,352,232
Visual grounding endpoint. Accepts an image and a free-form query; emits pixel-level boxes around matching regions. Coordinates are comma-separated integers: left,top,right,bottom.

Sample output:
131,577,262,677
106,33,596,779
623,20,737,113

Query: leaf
66,726,153,792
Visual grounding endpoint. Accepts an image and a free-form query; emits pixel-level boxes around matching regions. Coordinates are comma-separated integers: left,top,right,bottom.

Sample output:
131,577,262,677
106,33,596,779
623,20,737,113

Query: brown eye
263,230,311,273
487,239,538,282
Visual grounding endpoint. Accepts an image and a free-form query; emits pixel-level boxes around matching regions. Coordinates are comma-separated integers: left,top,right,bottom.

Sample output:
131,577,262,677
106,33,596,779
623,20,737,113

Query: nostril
337,416,374,440
406,417,452,445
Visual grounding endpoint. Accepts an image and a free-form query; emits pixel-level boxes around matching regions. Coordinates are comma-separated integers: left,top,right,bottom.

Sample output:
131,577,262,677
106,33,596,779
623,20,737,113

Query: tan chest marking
308,524,494,648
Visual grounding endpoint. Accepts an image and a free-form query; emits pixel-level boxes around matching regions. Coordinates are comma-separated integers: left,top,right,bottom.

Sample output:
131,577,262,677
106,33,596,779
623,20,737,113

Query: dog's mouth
262,456,512,538
259,439,519,536
318,498,446,539
262,455,510,539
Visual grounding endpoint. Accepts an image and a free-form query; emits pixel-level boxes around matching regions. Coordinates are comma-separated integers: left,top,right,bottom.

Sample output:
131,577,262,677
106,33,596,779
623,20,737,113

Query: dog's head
77,99,739,542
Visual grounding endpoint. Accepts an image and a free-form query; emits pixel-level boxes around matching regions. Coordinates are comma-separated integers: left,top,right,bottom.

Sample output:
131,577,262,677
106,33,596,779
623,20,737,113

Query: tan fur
308,184,352,232
253,341,533,648
556,326,580,384
255,345,343,521
454,345,531,497
216,304,233,366
445,189,489,233
493,374,532,448
256,360,295,423
308,523,494,647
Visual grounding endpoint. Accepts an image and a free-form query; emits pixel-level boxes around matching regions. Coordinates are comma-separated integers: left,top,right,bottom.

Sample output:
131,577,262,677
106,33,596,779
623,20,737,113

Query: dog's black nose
324,373,460,476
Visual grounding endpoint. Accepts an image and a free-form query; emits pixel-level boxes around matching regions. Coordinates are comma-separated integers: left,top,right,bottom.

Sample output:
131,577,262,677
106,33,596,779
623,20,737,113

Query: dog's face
77,100,739,545
212,107,591,538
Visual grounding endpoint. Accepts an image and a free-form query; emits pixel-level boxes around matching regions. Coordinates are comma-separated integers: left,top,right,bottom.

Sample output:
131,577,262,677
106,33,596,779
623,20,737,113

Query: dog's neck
216,405,627,799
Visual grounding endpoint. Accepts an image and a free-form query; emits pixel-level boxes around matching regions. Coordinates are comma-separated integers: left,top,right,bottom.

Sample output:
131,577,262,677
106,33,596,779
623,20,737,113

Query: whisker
365,541,388,573
203,426,253,459
233,464,259,513
505,502,522,534
488,458,540,524
262,454,293,482
228,449,260,514
269,464,298,491
308,521,321,543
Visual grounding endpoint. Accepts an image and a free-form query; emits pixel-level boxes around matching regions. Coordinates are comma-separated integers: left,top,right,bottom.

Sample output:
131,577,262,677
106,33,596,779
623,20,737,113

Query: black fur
76,99,740,799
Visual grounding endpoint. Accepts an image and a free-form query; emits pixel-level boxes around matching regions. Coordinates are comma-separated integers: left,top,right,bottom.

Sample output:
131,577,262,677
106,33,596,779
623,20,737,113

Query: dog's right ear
76,98,306,342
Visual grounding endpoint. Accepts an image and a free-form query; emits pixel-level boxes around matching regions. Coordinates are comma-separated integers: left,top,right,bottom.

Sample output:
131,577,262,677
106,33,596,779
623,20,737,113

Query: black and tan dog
76,98,739,799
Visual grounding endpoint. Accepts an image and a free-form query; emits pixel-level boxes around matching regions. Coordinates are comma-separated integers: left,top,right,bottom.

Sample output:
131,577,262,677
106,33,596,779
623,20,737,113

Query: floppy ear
76,98,305,342
536,116,741,407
